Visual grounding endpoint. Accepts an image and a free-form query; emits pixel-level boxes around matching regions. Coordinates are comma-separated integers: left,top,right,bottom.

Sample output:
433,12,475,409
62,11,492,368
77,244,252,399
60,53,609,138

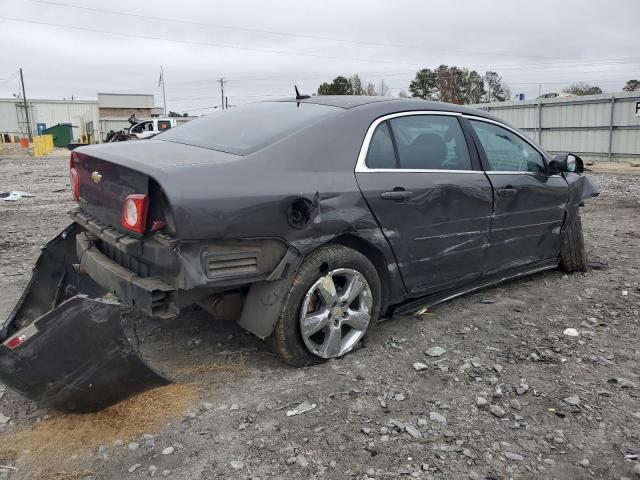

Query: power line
26,0,574,61
2,15,639,72
0,15,427,68
0,71,19,83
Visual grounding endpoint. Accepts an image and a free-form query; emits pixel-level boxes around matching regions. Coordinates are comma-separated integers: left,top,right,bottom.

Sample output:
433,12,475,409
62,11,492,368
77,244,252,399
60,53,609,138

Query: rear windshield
157,101,340,155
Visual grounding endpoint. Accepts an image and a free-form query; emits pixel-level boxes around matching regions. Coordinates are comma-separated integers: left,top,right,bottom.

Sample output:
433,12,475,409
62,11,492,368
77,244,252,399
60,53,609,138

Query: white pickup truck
128,118,177,139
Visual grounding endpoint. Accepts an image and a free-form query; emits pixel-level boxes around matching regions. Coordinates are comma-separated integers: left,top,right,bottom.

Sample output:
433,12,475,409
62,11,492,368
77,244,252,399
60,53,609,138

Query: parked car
105,118,177,142
128,118,176,139
0,96,598,411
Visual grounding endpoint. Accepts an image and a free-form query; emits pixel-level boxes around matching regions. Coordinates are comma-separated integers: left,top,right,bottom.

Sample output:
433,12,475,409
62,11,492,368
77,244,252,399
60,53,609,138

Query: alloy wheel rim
299,268,372,358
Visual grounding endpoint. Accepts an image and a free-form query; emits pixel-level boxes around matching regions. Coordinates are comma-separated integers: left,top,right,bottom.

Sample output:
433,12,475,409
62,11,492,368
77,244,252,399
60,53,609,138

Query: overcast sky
1,0,638,114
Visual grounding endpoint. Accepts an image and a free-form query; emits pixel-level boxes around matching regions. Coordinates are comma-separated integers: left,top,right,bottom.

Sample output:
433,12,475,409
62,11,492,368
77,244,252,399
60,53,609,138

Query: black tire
268,245,381,367
560,211,588,273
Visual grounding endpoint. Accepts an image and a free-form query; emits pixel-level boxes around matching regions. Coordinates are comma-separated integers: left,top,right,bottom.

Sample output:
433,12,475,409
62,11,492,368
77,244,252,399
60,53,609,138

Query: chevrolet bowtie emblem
91,171,102,184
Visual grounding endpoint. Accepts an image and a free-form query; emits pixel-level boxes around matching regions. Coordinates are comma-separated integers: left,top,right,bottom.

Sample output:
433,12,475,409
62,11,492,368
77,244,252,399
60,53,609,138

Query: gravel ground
0,150,639,480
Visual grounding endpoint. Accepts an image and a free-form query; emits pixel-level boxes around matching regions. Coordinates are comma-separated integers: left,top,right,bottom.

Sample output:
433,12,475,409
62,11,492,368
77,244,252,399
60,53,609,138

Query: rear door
355,112,494,296
466,117,568,276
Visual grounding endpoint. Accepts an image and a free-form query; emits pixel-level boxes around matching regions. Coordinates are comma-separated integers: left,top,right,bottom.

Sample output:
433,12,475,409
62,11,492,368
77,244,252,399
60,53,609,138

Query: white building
0,93,179,143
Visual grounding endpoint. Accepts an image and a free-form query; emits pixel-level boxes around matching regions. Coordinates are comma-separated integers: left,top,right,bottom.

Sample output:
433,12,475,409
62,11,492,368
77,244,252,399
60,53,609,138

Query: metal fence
470,91,640,163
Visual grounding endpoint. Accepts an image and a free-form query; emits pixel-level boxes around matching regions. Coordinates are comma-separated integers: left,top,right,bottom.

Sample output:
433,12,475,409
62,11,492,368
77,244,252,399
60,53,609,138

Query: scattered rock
362,427,372,435
493,363,503,374
578,459,590,467
295,454,308,467
476,396,488,407
515,383,529,395
563,395,580,406
504,451,524,461
563,328,579,337
429,412,447,424
230,460,243,470
127,442,139,451
493,384,503,398
229,403,240,411
413,362,428,371
0,414,10,425
462,448,477,459
405,424,422,439
162,447,175,455
509,399,522,411
143,433,155,447
128,463,142,473
425,346,446,357
286,401,316,416
490,405,506,418
161,470,171,477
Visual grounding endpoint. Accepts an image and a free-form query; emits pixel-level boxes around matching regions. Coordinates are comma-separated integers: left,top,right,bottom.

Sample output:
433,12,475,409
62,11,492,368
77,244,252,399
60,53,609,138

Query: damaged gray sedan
0,95,598,411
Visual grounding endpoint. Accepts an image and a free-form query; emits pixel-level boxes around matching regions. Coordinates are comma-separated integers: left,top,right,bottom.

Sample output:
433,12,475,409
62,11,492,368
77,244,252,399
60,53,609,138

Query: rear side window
157,120,172,131
157,102,340,155
470,120,545,173
389,115,472,170
366,122,397,169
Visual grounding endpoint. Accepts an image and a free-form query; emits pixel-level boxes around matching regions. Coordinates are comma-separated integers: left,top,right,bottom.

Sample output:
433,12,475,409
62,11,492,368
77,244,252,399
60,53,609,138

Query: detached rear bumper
0,224,170,412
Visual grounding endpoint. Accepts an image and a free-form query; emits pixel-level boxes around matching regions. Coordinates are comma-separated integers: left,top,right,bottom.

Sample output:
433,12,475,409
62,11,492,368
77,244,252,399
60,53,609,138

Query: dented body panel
482,173,568,276
0,226,169,412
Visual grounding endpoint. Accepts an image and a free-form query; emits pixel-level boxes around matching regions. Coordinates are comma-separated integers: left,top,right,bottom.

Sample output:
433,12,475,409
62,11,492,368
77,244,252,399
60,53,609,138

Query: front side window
470,120,545,173
389,115,472,170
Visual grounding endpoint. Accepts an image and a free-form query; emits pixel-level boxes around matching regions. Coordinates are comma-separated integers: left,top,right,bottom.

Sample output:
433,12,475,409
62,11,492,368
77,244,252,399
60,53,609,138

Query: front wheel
269,245,381,367
560,211,588,273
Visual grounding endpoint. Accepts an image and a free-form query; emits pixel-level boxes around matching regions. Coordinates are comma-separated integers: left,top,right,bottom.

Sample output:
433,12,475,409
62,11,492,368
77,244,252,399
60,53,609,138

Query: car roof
270,95,495,118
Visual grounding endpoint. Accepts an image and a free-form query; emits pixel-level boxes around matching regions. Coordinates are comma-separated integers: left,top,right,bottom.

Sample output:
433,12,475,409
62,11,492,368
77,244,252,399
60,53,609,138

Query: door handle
497,187,518,198
380,189,412,200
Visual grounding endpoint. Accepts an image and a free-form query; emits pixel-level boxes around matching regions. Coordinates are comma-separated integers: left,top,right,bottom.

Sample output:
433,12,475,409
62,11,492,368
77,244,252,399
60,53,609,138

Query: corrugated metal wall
471,91,640,162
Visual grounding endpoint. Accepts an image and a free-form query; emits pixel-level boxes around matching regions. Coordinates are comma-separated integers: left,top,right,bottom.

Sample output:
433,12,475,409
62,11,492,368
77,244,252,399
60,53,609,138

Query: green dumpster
42,123,74,148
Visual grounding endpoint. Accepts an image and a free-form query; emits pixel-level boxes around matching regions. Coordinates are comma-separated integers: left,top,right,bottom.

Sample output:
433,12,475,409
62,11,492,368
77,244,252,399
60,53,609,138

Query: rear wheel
560,211,588,273
269,245,381,367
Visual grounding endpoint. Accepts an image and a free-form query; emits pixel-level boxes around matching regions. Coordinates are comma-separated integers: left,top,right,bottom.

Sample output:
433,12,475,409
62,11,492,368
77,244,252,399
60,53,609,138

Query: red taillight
69,153,79,201
3,324,38,350
121,194,149,234
5,335,26,349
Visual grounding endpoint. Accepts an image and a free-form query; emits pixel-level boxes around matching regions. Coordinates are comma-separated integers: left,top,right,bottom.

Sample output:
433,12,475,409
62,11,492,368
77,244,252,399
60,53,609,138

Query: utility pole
218,78,226,110
160,66,167,116
19,68,32,141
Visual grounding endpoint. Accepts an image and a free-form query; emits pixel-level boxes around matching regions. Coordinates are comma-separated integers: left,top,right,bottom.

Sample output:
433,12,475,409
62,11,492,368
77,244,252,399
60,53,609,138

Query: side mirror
549,153,584,175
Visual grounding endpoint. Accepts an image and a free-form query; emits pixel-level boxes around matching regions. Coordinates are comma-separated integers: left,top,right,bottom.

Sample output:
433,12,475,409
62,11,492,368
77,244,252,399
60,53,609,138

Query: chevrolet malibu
0,95,598,411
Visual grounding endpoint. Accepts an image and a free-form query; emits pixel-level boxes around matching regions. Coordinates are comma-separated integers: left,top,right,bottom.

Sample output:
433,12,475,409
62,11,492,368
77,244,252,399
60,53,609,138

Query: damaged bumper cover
0,224,169,412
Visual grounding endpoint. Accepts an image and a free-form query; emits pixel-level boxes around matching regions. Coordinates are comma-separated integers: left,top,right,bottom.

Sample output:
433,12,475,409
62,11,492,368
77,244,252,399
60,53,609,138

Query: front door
467,118,568,276
355,113,494,296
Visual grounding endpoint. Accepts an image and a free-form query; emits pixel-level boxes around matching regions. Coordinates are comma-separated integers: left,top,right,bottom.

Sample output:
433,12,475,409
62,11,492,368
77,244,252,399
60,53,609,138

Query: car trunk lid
73,151,149,232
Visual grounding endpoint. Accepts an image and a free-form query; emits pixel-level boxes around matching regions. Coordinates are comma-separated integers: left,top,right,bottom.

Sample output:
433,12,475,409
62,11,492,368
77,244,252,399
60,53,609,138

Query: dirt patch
0,383,197,477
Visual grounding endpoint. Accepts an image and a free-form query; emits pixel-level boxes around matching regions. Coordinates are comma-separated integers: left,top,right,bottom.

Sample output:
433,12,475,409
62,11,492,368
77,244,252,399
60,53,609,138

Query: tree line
316,68,640,103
